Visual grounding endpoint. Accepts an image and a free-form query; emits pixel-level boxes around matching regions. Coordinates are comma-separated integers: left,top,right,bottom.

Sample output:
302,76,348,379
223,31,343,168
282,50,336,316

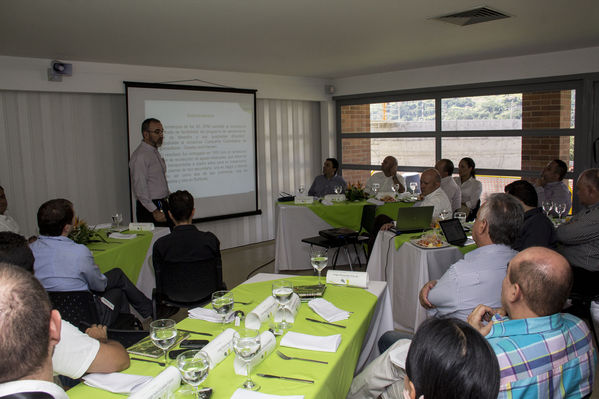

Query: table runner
66,276,378,399
86,230,153,284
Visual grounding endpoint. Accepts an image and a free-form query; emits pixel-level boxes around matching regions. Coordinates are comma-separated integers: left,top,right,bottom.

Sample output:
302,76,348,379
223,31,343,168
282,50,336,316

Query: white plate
410,238,450,249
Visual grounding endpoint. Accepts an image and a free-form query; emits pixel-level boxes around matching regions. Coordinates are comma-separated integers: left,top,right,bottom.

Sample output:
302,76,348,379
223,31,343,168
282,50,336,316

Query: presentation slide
126,83,259,221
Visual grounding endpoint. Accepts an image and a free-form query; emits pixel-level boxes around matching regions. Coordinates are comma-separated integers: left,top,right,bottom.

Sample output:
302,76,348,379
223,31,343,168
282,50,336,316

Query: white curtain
0,90,321,248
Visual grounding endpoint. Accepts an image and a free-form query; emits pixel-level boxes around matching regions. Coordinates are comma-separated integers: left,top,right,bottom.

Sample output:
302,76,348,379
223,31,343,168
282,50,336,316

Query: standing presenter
129,118,171,227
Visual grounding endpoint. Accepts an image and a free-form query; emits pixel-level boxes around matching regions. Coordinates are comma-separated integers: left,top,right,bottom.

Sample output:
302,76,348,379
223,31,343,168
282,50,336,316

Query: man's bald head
507,247,572,317
420,168,441,196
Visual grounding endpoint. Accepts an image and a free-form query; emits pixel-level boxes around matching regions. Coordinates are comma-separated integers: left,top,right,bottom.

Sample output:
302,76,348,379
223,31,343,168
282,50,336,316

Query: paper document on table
308,298,350,322
280,331,342,352
200,328,235,368
234,330,276,376
83,372,152,394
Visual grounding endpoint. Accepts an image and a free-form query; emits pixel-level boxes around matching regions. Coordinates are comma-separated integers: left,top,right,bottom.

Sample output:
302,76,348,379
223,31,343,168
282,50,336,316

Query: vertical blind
0,90,321,248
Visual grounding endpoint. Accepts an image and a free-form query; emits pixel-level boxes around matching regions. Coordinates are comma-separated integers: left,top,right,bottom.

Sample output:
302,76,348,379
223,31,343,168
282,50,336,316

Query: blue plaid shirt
487,313,596,399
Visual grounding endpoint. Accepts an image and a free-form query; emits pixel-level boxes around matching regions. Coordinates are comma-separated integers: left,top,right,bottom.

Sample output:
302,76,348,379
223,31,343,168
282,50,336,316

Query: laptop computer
439,218,473,246
394,206,434,233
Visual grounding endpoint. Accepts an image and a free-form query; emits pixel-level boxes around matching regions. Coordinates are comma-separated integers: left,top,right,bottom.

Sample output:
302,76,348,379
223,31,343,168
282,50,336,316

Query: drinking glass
310,246,328,286
454,211,467,225
233,328,261,391
150,319,177,366
176,350,210,399
439,209,451,221
391,183,400,196
542,200,554,217
371,183,380,197
272,280,294,330
297,184,305,195
334,185,342,195
211,291,234,330
112,212,123,229
555,202,567,220
409,182,417,194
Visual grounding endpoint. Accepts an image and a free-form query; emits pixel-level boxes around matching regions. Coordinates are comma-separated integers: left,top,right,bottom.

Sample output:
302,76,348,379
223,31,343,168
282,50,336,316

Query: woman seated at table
308,158,347,197
349,318,500,399
454,157,483,220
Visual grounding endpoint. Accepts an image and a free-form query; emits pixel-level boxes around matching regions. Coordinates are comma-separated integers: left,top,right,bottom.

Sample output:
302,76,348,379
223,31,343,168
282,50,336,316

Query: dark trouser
94,268,153,326
378,330,414,354
136,199,173,229
571,266,599,297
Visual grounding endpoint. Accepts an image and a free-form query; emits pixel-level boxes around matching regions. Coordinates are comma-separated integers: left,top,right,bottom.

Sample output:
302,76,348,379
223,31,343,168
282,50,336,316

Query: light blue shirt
30,235,107,292
427,244,517,321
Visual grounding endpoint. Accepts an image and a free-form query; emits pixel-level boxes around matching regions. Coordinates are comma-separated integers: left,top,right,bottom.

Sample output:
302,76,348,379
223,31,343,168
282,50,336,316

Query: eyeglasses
146,129,165,135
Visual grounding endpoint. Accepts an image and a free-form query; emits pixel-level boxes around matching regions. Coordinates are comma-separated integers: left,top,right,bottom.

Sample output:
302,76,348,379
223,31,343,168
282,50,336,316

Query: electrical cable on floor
246,257,276,280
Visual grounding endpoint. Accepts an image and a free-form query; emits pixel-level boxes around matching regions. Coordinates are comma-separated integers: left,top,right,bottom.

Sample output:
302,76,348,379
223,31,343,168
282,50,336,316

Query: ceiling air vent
434,6,510,26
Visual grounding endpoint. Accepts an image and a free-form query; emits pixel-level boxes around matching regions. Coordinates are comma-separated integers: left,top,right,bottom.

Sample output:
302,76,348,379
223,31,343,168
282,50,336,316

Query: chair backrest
467,199,481,222
359,204,377,235
155,257,221,304
48,291,100,330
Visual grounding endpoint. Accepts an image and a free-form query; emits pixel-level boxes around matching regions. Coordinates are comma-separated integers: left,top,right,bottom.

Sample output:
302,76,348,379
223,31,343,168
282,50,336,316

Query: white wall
334,46,599,96
0,55,332,101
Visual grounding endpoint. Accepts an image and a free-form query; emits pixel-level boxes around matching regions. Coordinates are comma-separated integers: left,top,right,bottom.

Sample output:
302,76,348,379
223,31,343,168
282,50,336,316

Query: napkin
245,296,277,329
128,366,181,399
308,298,350,322
91,223,112,230
82,372,152,394
280,331,342,353
233,330,276,376
230,389,304,399
188,307,235,323
107,232,137,240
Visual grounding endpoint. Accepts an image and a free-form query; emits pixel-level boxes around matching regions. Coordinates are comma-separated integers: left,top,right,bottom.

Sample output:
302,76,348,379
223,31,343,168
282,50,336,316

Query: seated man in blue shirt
468,247,596,398
30,198,153,326
308,158,347,197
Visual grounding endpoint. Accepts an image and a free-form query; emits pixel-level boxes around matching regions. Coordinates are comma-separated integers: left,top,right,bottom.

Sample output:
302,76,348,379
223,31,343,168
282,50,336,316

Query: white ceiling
1,0,599,79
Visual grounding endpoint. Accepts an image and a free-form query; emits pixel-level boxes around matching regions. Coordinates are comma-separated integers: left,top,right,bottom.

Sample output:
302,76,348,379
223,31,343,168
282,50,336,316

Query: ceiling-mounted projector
47,60,73,82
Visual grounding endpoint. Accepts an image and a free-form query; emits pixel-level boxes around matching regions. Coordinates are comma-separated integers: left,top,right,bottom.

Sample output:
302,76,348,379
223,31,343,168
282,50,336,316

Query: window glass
442,94,522,131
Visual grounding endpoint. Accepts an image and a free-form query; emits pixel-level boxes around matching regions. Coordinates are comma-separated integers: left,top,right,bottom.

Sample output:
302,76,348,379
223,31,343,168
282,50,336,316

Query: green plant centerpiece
68,218,107,245
346,182,368,201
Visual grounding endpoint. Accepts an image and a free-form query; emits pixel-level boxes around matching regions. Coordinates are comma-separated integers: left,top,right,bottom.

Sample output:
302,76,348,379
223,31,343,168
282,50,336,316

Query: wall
334,47,599,96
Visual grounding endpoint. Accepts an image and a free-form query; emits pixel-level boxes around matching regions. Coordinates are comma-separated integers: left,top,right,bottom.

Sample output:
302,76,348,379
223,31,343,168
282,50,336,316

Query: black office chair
48,291,147,348
301,204,375,270
152,257,222,319
466,199,481,222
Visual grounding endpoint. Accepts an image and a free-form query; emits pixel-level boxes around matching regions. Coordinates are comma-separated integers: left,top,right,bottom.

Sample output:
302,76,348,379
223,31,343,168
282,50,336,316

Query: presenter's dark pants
136,199,173,229
94,268,153,326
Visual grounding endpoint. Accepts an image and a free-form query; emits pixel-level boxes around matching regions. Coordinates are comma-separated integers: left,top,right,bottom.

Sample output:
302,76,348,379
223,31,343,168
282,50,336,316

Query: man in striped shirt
468,247,596,398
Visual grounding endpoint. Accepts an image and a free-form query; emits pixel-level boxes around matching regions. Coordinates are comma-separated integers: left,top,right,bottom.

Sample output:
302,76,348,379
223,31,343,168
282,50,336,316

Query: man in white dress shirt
435,159,461,212
413,169,451,217
0,185,19,233
365,156,406,195
0,263,68,399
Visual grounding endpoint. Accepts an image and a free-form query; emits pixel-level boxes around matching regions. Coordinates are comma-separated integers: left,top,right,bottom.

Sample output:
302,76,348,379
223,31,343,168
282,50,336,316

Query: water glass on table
542,200,554,217
211,290,234,330
454,211,467,225
176,349,211,399
233,328,262,391
310,246,328,286
272,280,294,332
150,319,177,366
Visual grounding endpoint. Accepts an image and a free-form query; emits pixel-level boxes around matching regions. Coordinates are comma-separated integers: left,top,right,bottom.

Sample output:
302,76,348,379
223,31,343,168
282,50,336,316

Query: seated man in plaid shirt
468,246,596,398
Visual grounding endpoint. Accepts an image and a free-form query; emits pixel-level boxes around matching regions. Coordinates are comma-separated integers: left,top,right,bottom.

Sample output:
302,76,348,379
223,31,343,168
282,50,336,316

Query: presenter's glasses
146,129,165,135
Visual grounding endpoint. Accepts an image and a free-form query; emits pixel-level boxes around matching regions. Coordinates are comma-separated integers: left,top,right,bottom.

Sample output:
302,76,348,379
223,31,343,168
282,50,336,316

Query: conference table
86,227,170,298
366,230,476,333
66,273,393,399
275,200,413,272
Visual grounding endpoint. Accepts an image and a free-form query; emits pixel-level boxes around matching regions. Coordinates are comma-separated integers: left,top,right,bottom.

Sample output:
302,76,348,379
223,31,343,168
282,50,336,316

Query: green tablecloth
287,200,414,231
86,230,153,284
66,276,377,399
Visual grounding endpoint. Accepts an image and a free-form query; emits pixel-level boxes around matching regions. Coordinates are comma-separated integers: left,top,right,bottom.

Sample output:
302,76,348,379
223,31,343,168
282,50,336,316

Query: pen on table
305,317,346,328
177,328,212,336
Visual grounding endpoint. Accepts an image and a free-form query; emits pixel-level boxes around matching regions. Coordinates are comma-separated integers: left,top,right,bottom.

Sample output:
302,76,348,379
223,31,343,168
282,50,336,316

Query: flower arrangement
346,182,368,201
68,218,107,245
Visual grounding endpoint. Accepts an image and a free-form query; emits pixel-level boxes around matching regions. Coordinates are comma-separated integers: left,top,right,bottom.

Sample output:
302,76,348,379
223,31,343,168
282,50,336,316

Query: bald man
413,168,451,217
468,247,596,398
365,156,406,195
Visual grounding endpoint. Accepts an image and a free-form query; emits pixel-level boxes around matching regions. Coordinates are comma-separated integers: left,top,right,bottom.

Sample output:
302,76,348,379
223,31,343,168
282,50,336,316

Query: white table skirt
366,230,465,333
136,227,170,298
244,273,393,373
275,204,365,272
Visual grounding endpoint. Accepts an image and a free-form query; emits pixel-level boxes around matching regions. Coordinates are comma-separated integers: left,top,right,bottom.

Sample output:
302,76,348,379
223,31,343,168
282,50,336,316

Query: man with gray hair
0,263,68,398
419,193,523,321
